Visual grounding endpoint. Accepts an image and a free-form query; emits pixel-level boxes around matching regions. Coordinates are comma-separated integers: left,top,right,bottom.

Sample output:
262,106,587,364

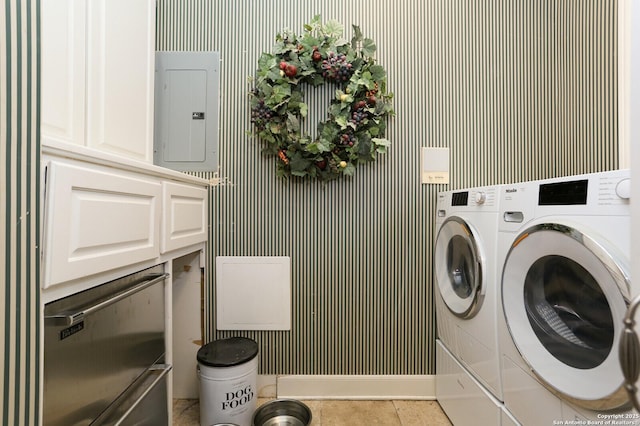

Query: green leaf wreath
249,15,394,181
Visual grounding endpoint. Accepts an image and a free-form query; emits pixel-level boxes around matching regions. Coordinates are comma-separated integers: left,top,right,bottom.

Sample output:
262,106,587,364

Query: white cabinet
42,161,162,288
40,150,210,302
41,0,86,147
162,182,208,253
41,0,155,163
85,0,155,161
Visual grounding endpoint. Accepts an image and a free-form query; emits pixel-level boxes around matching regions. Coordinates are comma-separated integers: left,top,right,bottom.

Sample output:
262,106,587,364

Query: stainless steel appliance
43,265,171,425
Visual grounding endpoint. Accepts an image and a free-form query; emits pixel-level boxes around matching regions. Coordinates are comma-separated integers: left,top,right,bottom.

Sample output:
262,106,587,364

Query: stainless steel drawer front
43,265,167,426
92,364,171,426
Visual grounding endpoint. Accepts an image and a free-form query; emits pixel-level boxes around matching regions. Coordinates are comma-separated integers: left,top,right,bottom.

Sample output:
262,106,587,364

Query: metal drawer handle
45,273,169,327
91,363,172,426
620,292,640,412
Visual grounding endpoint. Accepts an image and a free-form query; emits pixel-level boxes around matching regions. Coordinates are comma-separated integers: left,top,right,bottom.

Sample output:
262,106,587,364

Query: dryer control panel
538,179,588,205
450,187,499,209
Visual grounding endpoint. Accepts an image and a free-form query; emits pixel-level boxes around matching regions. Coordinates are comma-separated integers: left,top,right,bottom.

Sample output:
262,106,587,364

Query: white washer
434,185,503,400
497,170,633,425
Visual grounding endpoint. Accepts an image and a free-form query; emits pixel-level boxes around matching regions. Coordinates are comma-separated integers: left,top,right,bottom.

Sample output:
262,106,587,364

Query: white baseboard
257,374,278,398
274,375,436,400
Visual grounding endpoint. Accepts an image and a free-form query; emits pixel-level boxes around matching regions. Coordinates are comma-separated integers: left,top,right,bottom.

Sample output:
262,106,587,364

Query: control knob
475,191,487,205
615,178,631,200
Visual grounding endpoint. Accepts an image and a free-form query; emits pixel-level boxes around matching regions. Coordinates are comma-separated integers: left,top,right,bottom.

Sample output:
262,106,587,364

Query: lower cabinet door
161,181,208,253
42,159,161,288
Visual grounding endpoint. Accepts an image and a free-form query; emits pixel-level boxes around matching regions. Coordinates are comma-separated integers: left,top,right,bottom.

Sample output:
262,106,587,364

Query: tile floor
173,398,453,426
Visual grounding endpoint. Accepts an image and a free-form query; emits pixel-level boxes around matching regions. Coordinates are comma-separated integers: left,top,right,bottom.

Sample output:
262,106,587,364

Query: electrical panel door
154,52,220,172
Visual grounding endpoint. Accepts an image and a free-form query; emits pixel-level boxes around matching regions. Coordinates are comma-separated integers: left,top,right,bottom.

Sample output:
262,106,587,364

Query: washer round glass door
502,222,630,409
435,216,484,318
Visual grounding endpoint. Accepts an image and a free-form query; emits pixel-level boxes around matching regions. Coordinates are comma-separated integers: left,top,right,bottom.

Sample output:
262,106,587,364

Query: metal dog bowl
252,399,312,426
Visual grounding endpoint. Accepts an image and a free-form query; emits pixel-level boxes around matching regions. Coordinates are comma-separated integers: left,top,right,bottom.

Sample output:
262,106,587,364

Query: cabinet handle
620,292,640,412
45,273,169,327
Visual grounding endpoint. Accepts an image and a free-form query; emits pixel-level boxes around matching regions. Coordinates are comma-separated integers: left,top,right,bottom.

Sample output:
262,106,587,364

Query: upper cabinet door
41,0,155,163
41,0,86,147
86,0,155,162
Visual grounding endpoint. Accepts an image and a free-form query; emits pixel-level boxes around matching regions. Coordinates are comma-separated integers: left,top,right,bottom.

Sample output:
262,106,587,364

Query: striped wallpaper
0,0,619,423
1,0,40,424
159,0,620,377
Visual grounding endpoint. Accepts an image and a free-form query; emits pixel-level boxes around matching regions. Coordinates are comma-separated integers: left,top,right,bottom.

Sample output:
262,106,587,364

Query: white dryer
436,340,504,426
434,185,503,400
497,170,633,425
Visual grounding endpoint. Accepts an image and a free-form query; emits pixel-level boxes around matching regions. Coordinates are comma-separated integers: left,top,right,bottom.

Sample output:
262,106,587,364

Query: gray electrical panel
154,51,220,172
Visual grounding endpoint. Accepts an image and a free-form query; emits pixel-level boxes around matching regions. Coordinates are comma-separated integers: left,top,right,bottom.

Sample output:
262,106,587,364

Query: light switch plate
421,147,449,184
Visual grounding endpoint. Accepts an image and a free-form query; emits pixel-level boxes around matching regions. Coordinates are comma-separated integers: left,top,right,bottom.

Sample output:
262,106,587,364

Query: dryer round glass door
435,216,484,318
502,223,630,410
